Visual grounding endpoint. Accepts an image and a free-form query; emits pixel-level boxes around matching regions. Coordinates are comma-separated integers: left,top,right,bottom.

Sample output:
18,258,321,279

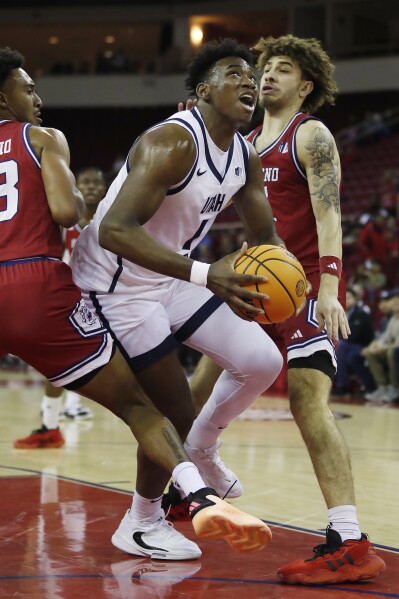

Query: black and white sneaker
111,510,201,560
64,406,93,420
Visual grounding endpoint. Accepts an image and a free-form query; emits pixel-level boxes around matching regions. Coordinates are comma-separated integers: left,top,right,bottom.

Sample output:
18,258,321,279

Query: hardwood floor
0,366,398,598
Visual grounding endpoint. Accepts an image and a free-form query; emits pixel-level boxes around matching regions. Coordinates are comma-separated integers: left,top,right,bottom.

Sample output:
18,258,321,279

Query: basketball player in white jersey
1,44,275,561
71,39,284,558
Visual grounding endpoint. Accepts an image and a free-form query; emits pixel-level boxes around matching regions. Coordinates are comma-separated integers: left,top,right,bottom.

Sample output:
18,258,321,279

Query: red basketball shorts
0,257,113,387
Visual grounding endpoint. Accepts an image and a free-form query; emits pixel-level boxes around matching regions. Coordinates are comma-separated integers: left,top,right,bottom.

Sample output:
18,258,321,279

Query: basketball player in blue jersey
0,46,274,560
70,39,284,557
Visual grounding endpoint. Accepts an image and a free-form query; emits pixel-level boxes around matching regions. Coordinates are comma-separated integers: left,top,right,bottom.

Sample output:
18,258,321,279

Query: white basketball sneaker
110,558,202,599
184,439,243,498
364,386,388,402
111,510,201,560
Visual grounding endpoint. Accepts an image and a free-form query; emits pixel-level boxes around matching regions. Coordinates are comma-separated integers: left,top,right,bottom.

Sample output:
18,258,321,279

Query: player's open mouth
239,93,256,110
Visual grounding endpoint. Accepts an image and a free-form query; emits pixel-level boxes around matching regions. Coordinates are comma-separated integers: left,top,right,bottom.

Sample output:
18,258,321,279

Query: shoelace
311,526,342,558
312,541,333,558
31,426,50,434
153,517,185,540
200,446,232,476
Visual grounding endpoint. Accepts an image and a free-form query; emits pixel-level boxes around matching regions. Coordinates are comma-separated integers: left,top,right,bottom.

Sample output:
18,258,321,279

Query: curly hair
252,35,337,114
0,47,24,90
185,38,254,97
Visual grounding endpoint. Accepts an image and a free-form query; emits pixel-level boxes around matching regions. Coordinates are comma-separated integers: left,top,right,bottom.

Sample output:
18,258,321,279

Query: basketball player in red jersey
63,167,106,262
0,46,274,557
14,167,107,450
184,36,385,584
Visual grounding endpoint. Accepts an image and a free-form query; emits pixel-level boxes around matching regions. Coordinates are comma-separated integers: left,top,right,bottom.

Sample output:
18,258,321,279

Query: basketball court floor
0,366,398,598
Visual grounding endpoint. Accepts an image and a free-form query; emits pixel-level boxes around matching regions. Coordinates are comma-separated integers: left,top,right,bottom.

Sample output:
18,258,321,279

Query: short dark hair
0,47,24,90
185,38,254,97
76,166,105,180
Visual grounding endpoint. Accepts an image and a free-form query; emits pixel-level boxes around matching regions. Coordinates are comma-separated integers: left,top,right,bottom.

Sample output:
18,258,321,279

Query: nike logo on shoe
132,531,168,552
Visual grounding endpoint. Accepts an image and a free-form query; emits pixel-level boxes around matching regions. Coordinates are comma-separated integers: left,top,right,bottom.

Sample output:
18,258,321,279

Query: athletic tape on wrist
190,261,211,286
319,255,342,279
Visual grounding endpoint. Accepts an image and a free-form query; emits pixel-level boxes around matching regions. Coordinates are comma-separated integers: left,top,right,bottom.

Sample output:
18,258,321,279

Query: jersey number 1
0,160,19,222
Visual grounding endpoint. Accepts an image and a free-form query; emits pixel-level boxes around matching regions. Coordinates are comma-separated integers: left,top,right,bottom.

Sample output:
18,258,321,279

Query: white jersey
71,107,250,294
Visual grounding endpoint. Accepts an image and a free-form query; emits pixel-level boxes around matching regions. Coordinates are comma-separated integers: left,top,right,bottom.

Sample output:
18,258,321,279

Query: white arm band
190,261,211,286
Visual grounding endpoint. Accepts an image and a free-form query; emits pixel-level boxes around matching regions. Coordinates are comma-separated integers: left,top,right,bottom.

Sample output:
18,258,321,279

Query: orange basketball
234,245,306,324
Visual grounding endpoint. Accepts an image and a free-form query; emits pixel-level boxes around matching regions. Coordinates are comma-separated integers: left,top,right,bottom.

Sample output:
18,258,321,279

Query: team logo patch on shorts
69,299,107,338
79,302,98,326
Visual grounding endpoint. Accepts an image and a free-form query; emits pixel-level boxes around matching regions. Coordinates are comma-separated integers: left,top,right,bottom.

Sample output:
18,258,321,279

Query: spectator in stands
382,214,399,286
358,206,390,263
333,287,375,397
363,288,399,402
394,346,399,389
364,257,387,301
380,169,399,214
360,111,390,144
374,289,394,337
349,257,386,307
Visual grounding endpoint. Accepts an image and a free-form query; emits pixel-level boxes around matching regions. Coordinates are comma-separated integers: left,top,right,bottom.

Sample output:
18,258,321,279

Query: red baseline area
0,475,397,599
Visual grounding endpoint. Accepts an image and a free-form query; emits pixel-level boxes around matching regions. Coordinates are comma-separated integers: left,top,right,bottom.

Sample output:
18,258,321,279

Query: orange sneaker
188,487,272,554
277,527,386,585
14,426,65,449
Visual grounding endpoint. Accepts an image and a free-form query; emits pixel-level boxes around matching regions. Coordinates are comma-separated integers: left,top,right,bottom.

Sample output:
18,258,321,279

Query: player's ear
196,82,211,101
300,80,313,99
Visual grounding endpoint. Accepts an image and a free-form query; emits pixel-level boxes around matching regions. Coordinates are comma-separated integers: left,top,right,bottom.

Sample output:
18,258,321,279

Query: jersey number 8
0,160,19,222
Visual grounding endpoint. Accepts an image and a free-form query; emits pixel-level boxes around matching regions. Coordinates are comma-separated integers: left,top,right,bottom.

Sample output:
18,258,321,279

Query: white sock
328,505,362,541
172,462,207,498
42,395,62,430
65,391,81,411
185,416,222,450
130,491,163,523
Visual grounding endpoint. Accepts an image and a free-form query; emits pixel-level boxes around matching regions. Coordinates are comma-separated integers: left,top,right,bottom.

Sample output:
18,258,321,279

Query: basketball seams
264,258,307,277
234,244,306,325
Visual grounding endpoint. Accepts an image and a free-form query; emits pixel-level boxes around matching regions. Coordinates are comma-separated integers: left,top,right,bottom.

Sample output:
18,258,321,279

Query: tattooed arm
296,121,350,341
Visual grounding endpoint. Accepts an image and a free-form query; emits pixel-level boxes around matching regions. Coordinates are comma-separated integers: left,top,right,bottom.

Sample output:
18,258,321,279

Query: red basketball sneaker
162,483,190,522
14,426,65,449
277,527,386,585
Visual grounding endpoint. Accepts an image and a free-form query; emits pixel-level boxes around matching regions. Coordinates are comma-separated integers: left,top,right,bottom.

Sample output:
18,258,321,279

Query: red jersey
0,120,63,261
247,112,320,275
63,223,83,262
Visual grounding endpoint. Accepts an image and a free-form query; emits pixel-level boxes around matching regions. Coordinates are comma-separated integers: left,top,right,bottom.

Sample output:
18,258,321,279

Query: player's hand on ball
207,243,269,321
234,244,306,324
